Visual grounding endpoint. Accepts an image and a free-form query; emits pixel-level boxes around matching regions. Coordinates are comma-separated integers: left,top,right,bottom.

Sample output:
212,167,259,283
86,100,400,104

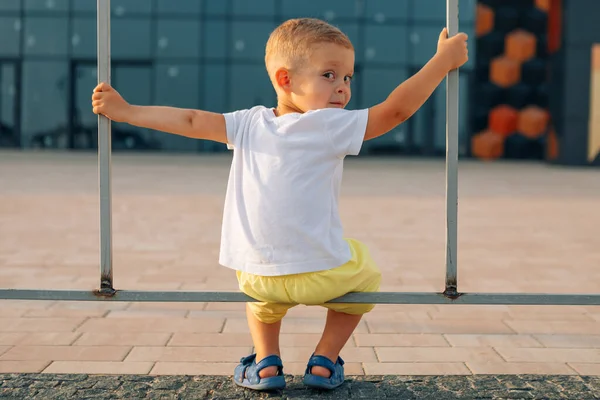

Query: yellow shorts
236,238,381,324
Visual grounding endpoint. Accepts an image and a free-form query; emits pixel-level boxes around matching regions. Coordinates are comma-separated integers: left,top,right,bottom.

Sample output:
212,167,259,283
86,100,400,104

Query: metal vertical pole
444,0,459,297
97,0,114,294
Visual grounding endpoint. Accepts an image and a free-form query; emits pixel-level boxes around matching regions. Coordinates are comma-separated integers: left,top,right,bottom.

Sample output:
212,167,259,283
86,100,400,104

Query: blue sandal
233,354,286,391
302,354,346,390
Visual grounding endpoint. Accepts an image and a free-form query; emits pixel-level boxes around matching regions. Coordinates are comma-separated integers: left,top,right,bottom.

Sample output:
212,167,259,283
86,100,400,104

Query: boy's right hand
436,27,469,71
92,82,131,123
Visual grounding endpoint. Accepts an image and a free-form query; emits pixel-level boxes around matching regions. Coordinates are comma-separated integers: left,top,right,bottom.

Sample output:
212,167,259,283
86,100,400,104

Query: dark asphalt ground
1,374,599,399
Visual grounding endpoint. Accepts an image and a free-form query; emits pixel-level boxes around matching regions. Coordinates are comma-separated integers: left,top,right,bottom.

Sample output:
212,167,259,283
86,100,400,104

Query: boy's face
290,43,354,112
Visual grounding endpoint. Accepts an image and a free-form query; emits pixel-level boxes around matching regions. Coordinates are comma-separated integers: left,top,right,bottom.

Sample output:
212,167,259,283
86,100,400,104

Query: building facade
0,0,476,155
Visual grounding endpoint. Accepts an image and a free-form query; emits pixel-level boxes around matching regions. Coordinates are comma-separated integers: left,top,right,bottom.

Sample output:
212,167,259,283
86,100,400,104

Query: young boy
92,18,468,391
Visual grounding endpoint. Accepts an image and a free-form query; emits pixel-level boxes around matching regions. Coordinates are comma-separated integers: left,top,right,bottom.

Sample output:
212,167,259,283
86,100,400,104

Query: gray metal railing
1,0,599,306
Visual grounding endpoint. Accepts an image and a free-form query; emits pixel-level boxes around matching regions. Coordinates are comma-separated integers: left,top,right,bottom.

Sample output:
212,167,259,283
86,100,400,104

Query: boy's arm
92,82,227,144
127,105,227,144
364,28,468,141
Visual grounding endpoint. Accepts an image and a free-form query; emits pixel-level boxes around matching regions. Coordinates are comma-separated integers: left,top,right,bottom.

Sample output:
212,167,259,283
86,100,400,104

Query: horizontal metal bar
1,289,599,305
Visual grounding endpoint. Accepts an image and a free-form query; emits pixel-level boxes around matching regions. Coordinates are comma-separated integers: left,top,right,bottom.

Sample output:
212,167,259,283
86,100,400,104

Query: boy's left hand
436,27,469,71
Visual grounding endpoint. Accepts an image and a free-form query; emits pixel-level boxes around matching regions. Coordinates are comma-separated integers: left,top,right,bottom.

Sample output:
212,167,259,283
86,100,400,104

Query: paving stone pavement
1,374,600,399
0,151,599,397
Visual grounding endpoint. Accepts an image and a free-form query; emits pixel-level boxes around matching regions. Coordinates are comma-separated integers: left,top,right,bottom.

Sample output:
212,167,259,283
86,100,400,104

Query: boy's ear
275,68,292,92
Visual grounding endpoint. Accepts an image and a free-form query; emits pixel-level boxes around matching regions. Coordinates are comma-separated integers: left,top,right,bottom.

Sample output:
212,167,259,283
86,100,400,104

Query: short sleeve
223,108,252,150
325,108,369,158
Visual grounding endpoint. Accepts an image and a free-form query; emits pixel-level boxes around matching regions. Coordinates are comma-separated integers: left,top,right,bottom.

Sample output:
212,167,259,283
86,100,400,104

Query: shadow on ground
1,374,599,399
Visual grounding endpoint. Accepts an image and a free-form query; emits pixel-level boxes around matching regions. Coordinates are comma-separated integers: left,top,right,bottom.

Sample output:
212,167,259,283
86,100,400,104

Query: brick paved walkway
0,151,599,377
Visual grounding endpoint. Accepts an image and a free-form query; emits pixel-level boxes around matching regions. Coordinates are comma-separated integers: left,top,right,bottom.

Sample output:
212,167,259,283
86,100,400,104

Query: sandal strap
239,354,257,365
255,355,283,374
234,355,253,384
306,354,344,375
237,353,283,385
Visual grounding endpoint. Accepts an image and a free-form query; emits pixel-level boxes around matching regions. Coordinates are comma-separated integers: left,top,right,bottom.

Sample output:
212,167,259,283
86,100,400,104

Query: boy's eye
345,76,353,83
323,72,335,79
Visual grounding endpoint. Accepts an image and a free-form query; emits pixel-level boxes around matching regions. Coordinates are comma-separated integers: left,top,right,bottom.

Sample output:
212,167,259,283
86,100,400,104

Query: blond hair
265,18,353,76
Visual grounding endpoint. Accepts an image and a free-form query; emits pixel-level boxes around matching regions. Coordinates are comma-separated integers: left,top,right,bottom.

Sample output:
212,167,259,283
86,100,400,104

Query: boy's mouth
329,102,344,107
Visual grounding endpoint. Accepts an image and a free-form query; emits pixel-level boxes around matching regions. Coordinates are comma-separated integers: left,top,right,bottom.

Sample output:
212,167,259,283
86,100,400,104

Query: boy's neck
274,100,304,117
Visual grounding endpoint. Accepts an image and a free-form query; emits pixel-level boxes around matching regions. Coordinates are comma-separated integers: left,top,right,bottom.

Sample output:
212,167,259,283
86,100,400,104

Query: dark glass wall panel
72,0,96,13
204,0,228,16
110,0,153,16
156,19,201,59
281,0,361,19
0,1,20,12
360,68,409,151
153,63,200,151
364,0,409,22
0,63,18,147
204,21,227,59
359,68,409,109
202,64,227,113
157,0,202,16
112,18,152,59
364,25,408,64
229,64,275,112
72,0,153,15
0,17,21,57
24,17,69,56
412,0,476,23
71,17,96,58
72,64,97,149
25,0,69,13
200,64,227,152
232,0,276,17
230,21,277,61
111,65,155,150
22,61,68,148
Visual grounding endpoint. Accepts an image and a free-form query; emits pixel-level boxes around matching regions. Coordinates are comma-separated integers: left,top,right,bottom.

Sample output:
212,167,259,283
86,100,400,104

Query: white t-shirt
219,105,369,276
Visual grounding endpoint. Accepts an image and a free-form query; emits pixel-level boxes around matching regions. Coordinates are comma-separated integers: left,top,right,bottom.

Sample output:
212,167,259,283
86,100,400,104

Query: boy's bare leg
311,309,362,378
246,304,282,379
